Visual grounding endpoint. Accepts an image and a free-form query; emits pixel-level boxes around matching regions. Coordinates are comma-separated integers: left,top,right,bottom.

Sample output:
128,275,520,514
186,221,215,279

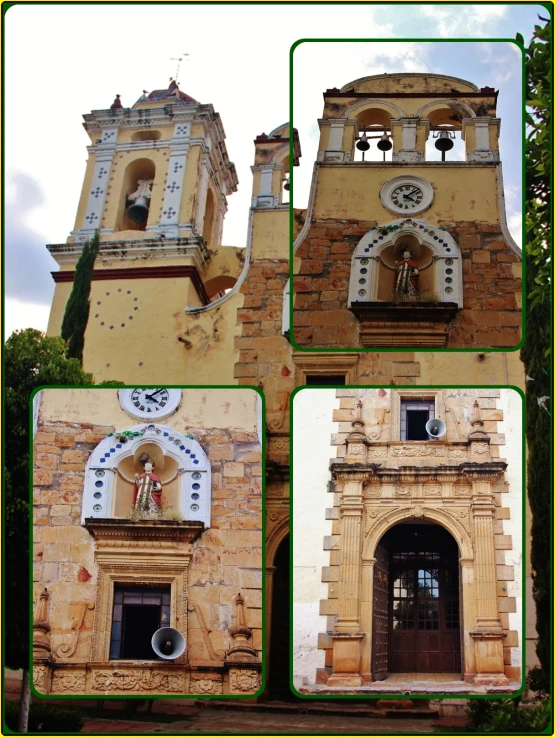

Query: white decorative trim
76,147,115,237
282,279,290,335
186,208,254,314
82,423,211,528
348,217,463,308
466,150,500,163
48,237,209,271
392,151,426,163
496,163,522,257
380,175,434,216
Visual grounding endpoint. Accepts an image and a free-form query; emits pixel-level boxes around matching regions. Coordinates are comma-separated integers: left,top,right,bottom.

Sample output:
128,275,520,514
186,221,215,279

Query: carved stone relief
189,673,223,695
394,485,411,496
423,485,441,496
367,447,388,460
365,506,401,534
229,668,260,694
51,671,86,694
33,666,47,690
91,669,185,692
392,445,446,457
55,603,95,659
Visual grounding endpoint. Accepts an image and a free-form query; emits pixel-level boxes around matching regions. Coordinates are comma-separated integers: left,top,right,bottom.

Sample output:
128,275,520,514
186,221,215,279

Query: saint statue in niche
394,248,419,297
134,454,162,513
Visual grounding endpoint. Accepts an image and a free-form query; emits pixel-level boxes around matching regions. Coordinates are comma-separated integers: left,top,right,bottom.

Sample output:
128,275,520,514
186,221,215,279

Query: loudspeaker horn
151,627,186,660
425,418,446,439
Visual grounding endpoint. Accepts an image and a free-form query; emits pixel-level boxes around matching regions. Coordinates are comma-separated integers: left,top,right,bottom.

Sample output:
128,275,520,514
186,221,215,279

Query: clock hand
145,389,164,400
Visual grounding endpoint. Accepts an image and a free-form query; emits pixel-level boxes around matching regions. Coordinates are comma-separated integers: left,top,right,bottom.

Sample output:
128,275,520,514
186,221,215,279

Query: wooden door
371,541,389,680
389,547,461,673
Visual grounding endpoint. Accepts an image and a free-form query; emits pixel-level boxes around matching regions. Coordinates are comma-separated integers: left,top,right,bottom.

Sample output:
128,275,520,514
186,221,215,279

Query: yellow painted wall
313,165,500,224
251,210,289,260
180,145,201,226
38,388,259,432
417,352,524,390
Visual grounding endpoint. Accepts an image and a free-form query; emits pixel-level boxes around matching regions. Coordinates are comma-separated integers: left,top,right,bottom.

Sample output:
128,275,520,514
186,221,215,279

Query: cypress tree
60,230,100,364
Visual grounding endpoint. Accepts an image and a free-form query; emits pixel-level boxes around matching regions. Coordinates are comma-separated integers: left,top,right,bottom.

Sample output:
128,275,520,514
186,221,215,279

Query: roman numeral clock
119,388,182,420
380,175,434,215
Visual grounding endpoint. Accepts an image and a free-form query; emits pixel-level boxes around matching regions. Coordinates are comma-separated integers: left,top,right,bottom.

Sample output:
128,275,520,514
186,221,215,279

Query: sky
4,2,544,336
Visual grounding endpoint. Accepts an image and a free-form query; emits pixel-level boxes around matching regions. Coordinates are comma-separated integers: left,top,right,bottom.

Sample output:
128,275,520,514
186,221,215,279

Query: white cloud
4,298,51,336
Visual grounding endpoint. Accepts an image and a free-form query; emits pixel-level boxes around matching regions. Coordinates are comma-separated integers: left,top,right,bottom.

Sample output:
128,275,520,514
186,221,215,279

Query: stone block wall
293,219,521,349
33,419,263,694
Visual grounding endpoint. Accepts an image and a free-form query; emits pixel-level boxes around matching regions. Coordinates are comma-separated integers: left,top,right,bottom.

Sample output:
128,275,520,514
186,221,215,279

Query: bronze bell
356,132,370,152
377,133,392,152
434,130,455,152
126,196,150,225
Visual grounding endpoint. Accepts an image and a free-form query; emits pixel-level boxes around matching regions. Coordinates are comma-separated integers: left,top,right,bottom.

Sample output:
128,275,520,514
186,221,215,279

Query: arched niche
116,158,156,232
81,424,211,528
204,275,237,300
202,188,215,245
363,507,473,562
348,218,463,308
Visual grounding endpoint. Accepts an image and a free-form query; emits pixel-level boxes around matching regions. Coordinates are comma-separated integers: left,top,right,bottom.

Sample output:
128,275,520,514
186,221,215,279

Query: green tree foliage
519,18,551,308
519,16,552,685
3,329,93,670
60,230,100,363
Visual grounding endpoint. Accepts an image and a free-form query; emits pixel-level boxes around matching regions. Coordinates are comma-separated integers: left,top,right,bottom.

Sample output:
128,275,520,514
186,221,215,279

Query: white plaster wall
292,389,337,687
498,388,524,671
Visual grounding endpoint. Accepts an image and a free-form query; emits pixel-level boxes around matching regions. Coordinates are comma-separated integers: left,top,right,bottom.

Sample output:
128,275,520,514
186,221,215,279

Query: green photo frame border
288,36,527,354
289,383,527,702
27,384,268,703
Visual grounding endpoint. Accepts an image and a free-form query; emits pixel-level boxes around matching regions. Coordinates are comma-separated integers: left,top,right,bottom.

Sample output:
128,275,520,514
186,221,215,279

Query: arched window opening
116,158,156,232
425,108,465,162
204,275,237,301
354,108,393,162
202,189,215,245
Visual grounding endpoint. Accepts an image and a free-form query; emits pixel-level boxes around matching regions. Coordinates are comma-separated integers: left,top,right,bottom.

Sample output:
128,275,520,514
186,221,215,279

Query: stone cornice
85,518,204,544
47,236,211,271
331,462,507,484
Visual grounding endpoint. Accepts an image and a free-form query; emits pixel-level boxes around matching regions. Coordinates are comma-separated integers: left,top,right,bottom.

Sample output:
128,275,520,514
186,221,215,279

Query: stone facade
32,389,262,696
294,219,521,349
292,73,522,350
293,389,522,693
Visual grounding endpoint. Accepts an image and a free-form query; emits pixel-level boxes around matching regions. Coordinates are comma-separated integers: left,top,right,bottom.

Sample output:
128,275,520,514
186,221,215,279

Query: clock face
380,176,434,215
119,388,182,420
390,184,424,210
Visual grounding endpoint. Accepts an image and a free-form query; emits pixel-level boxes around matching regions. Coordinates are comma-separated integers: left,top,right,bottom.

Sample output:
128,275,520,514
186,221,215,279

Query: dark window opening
109,585,171,660
401,399,435,441
305,374,346,386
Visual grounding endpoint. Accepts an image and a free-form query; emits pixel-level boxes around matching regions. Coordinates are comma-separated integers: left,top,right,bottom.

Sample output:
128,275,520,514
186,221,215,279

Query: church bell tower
47,80,240,382
293,73,522,349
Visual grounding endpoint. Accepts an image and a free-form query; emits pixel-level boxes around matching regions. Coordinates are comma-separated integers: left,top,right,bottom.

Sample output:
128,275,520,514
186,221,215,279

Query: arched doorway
268,534,298,701
372,522,462,680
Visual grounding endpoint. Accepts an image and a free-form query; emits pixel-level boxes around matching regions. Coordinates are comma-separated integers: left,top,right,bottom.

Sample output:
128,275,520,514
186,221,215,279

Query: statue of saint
394,248,419,297
134,455,162,513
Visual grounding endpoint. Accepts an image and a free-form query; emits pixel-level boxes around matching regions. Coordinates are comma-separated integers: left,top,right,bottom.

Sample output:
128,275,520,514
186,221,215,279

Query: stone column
462,117,501,163
75,131,117,240
33,587,52,694
328,471,367,687
359,558,375,679
391,118,429,162
469,473,509,685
